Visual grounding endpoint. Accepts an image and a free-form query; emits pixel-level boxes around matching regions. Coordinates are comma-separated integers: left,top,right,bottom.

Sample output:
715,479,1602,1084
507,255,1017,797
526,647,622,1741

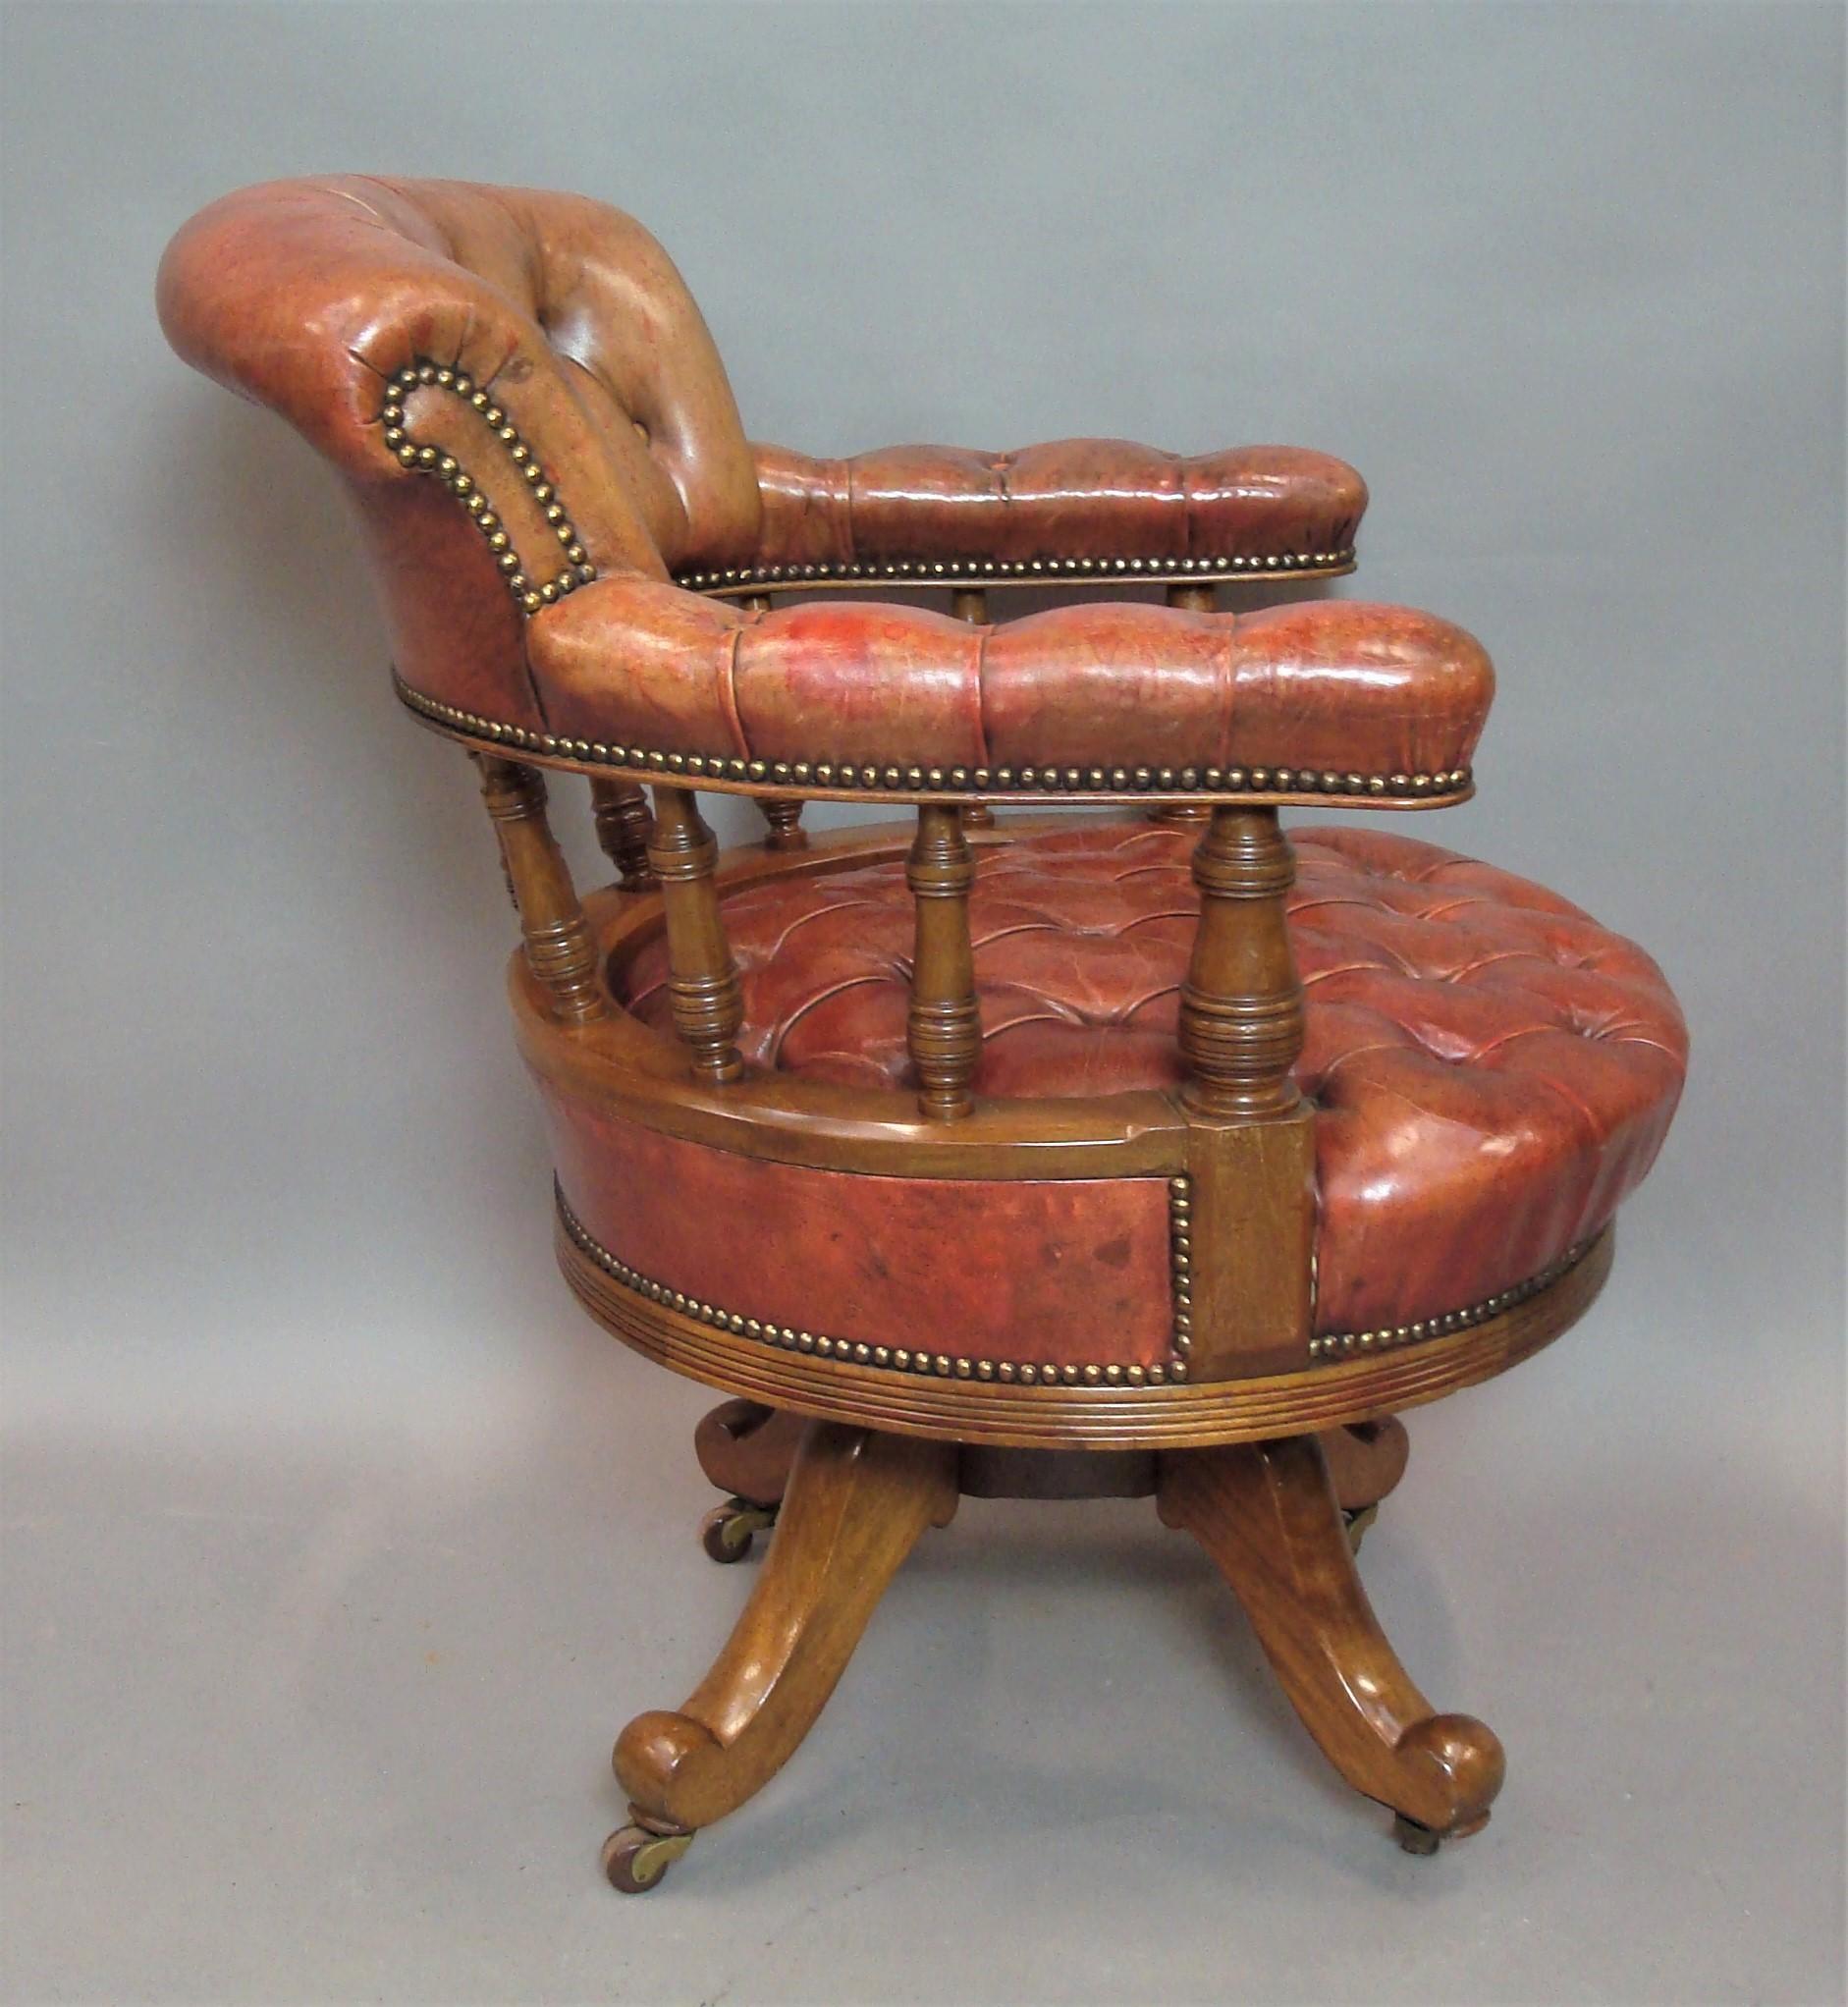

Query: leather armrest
520,577,1491,801
697,440,1368,587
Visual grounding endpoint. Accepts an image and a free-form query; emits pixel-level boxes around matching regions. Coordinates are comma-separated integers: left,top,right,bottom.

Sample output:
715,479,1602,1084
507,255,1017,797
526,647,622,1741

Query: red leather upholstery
158,176,758,732
547,1111,1177,1374
162,178,1465,795
528,581,1491,787
621,823,1688,1337
157,179,762,575
738,439,1366,578
158,183,1388,774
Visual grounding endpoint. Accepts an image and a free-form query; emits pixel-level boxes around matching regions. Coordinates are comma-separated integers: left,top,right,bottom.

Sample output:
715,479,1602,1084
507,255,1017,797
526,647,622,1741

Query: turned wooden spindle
647,786,744,1084
756,798,808,851
1151,581,1218,828
951,588,996,830
905,803,981,1119
736,595,807,851
590,778,656,892
1174,804,1316,1378
1178,805,1305,1118
473,755,607,1024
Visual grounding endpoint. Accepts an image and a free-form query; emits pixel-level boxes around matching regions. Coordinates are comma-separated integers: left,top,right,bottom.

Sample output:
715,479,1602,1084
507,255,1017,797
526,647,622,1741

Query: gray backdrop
3,4,1842,2002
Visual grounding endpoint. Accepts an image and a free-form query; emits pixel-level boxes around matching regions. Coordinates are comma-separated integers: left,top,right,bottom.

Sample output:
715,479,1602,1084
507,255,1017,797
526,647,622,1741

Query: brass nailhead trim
380,359,597,618
672,549,1357,591
396,674,1470,802
1308,1241,1593,1362
562,1183,1590,1383
1169,1174,1192,1364
557,1182,1187,1386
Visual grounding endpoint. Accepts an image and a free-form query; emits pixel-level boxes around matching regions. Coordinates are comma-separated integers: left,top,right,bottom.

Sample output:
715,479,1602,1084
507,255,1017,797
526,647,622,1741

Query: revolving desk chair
158,177,1687,1892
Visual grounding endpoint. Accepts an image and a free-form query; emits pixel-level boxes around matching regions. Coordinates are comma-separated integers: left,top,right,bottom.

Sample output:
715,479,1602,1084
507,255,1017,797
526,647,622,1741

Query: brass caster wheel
1393,1814,1442,1856
1343,1503,1379,1554
1393,1808,1488,1855
701,1496,778,1563
602,1821,695,1893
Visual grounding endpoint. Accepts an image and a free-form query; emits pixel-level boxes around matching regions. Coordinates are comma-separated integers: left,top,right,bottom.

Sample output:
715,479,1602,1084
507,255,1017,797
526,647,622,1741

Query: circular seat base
514,813,1676,1448
559,1194,1612,1451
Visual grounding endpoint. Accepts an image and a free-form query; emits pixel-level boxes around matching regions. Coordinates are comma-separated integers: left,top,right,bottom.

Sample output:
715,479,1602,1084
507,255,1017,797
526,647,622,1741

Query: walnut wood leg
606,1421,958,1889
1158,1433,1503,1850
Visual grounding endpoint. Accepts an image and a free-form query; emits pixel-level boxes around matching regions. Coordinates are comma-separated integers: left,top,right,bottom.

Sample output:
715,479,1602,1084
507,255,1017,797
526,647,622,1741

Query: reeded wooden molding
1178,806,1305,1118
905,805,981,1120
559,1211,1612,1452
590,777,655,892
473,754,607,1024
689,1397,1410,1509
646,786,743,1084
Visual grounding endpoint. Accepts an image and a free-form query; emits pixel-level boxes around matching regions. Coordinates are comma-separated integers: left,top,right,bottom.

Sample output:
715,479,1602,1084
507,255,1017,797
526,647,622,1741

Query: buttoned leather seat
621,821,1685,1340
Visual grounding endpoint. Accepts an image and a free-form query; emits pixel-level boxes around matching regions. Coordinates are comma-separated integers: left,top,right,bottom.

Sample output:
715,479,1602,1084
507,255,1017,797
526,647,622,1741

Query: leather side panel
542,1092,1175,1370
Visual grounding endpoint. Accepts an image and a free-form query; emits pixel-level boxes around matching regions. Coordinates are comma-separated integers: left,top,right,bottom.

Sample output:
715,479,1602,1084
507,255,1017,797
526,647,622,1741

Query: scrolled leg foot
612,1421,957,1859
1159,1432,1504,1844
1388,1712,1503,1844
1390,1733,1497,1853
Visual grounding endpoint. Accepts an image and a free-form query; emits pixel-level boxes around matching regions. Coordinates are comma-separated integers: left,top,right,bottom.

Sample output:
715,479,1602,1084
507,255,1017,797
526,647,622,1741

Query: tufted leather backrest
158,176,761,728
